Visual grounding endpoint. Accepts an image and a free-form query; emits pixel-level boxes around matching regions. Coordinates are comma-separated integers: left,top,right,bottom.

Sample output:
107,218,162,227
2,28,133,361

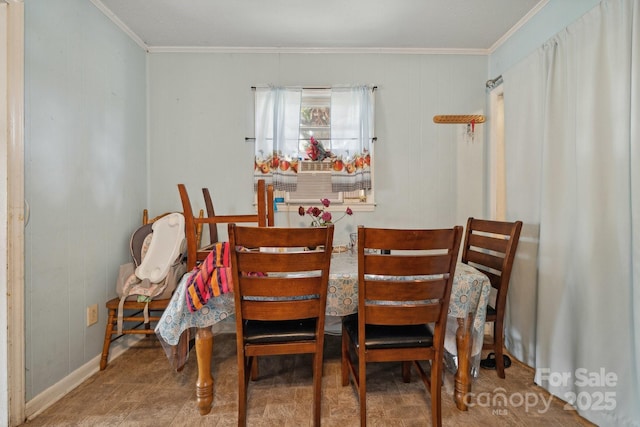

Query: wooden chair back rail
241,300,322,321
237,253,327,272
464,248,505,272
364,304,444,325
202,184,274,245
362,227,458,248
465,218,517,235
178,180,274,270
201,187,218,244
363,278,448,300
467,233,510,253
240,276,323,296
363,254,454,276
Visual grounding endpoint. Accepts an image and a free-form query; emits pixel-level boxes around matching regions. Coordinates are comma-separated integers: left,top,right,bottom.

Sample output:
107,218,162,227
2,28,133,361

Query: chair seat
485,304,496,317
105,297,172,311
343,314,434,350
244,318,317,344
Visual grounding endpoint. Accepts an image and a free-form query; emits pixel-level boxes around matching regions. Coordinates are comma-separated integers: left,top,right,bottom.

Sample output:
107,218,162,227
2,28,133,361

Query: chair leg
237,356,248,427
494,320,506,379
431,358,443,427
100,308,116,370
402,361,411,383
250,356,259,380
313,351,323,426
359,357,367,427
341,330,350,386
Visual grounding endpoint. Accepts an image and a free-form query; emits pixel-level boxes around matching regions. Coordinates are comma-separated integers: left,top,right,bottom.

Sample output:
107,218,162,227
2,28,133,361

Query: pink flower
298,198,354,227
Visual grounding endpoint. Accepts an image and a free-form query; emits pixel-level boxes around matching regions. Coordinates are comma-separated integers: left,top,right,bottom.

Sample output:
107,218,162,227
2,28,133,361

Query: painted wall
23,0,147,400
489,0,601,77
147,53,488,243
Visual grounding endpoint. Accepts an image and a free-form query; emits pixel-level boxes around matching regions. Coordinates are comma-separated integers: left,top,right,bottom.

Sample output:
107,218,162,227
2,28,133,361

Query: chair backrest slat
365,303,444,326
241,276,323,297
242,299,320,321
465,249,505,272
467,233,509,253
363,254,453,276
237,251,327,273
364,278,448,301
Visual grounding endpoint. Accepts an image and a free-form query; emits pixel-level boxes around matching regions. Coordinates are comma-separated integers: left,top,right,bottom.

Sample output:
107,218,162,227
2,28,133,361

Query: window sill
276,202,375,213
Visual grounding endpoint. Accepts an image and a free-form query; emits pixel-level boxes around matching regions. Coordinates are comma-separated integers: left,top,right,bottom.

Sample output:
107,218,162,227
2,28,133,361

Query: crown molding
489,0,549,53
146,46,489,55
90,0,149,51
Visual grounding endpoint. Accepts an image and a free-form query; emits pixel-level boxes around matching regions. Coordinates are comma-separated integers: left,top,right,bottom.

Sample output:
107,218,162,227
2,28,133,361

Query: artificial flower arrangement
299,198,353,227
305,136,334,161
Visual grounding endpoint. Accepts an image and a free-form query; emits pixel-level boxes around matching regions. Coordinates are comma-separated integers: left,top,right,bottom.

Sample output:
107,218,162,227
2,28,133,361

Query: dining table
155,249,491,415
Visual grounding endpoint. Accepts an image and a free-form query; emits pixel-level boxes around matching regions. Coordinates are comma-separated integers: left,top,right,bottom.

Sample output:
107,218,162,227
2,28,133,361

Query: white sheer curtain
254,87,301,191
502,1,640,425
330,85,374,192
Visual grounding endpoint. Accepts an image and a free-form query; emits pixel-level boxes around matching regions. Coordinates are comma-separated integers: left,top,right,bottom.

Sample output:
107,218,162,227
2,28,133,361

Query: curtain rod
486,75,503,89
245,137,377,142
251,85,377,90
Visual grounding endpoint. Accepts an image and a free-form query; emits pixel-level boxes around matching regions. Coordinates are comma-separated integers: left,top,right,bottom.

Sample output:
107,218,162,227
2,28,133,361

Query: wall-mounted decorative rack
433,115,485,124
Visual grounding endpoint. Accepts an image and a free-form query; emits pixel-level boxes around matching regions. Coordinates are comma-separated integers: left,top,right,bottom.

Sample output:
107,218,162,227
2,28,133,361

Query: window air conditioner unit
285,161,343,204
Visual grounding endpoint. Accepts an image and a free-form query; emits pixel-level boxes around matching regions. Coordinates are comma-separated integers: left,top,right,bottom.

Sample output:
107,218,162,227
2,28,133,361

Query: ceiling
93,0,547,53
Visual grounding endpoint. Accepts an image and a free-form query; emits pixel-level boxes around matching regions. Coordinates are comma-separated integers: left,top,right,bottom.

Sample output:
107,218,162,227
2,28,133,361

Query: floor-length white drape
501,48,545,369
502,1,640,425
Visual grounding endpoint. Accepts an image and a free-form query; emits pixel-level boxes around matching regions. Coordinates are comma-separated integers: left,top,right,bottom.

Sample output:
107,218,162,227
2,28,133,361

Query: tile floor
20,333,596,426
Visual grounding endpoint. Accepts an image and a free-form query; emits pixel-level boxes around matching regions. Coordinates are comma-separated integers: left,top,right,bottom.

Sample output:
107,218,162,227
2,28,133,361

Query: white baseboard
25,335,144,420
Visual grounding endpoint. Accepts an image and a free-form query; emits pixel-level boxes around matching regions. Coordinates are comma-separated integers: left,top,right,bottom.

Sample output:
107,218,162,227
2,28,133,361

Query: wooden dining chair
341,225,463,427
101,209,203,371
177,179,274,270
228,224,334,427
461,217,522,379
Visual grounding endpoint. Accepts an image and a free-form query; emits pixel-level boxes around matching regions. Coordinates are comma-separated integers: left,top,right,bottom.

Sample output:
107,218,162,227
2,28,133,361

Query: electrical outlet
87,304,98,326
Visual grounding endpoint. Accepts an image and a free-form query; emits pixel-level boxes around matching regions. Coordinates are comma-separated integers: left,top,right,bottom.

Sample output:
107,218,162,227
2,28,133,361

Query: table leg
195,327,214,415
454,314,473,411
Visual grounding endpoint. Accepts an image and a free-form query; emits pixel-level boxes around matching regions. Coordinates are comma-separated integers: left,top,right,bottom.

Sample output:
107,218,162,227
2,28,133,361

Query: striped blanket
185,242,233,312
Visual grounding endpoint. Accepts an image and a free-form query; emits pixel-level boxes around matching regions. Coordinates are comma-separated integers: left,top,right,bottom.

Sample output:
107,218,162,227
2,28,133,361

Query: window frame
253,86,376,212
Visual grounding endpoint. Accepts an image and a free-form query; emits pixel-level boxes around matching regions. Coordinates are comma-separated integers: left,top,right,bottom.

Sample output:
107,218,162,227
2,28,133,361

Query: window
253,86,375,209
